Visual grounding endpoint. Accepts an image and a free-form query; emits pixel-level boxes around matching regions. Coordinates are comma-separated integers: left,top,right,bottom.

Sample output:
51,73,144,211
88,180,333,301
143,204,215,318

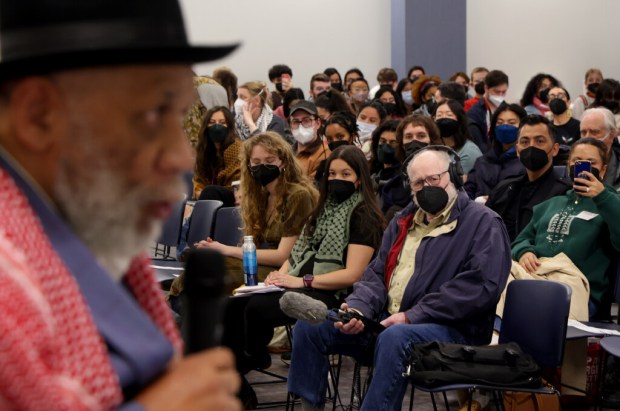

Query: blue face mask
495,124,519,144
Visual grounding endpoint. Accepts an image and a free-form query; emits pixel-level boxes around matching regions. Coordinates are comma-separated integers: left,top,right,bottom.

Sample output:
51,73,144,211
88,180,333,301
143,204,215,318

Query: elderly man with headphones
287,146,512,411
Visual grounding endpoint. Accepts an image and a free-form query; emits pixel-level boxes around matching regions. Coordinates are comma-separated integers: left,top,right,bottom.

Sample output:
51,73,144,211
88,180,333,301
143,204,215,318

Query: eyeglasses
411,170,449,191
290,117,315,129
547,93,567,100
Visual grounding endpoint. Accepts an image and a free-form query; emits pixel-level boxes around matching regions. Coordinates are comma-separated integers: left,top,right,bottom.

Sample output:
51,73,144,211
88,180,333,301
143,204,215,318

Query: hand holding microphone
278,292,384,335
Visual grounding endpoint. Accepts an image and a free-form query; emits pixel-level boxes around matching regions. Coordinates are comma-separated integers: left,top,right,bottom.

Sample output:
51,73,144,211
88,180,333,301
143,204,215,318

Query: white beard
53,121,185,281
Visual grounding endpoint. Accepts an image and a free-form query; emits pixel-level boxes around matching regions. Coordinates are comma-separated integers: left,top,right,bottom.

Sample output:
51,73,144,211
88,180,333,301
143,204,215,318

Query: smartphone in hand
574,160,591,186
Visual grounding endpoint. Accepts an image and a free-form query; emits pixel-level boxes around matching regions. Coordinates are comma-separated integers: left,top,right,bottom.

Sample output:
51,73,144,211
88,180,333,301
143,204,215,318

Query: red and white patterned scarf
0,168,182,410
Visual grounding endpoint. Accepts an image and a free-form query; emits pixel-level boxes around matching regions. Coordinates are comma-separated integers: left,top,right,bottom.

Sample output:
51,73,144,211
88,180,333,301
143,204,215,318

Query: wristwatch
303,274,314,288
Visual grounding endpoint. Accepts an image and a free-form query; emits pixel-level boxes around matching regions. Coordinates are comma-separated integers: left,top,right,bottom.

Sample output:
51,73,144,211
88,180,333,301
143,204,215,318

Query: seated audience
369,120,402,195
323,112,360,151
192,106,242,202
234,80,287,140
347,77,371,114
314,89,354,122
467,69,509,151
357,101,387,159
464,66,489,112
411,74,442,117
268,64,293,109
397,77,416,113
289,101,331,179
374,86,406,120
592,78,620,128
434,100,482,175
343,67,365,92
487,115,571,241
464,103,527,200
580,107,620,191
571,68,603,120
308,73,331,101
223,145,385,406
520,73,560,116
287,146,511,411
512,138,620,317
548,86,581,146
168,132,318,305
324,67,344,92
434,81,467,107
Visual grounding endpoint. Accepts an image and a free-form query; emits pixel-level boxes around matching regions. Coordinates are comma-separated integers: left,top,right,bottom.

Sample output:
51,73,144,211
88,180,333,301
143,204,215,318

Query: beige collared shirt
386,197,458,314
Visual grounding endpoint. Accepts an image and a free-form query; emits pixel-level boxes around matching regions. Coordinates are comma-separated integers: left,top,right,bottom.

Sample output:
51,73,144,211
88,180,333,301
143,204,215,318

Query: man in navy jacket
288,147,511,411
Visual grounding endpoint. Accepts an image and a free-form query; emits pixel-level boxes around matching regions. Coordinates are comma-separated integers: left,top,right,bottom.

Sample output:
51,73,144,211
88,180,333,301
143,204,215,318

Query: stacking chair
154,199,186,260
212,207,243,246
186,200,223,246
407,280,572,411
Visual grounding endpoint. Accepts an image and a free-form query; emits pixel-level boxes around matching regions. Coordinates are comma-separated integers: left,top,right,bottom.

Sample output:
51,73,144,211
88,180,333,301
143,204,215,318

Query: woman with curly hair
234,80,287,140
199,131,318,280
192,106,242,201
520,73,561,116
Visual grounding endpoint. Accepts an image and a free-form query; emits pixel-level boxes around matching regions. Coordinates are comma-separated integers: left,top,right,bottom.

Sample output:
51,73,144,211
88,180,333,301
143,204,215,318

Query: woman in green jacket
513,138,620,316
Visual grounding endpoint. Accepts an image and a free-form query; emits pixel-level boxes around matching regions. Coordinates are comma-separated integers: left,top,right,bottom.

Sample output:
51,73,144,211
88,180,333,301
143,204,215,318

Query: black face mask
331,82,343,92
403,140,429,158
328,179,356,203
538,88,550,104
519,146,551,171
275,82,284,93
436,118,459,138
377,144,397,165
549,99,567,115
250,164,281,186
425,100,437,115
416,185,449,215
206,124,228,143
569,165,601,183
587,83,600,94
600,100,620,113
474,81,485,95
384,102,398,116
328,140,351,151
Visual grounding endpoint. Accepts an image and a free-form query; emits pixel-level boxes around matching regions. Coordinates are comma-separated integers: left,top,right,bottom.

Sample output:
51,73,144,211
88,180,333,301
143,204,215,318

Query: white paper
574,211,598,221
233,283,283,296
567,319,620,336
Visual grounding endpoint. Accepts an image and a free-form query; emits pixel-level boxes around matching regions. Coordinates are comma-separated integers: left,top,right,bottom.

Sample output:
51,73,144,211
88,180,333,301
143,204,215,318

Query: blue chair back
157,199,186,247
499,280,571,369
212,207,243,246
186,200,223,245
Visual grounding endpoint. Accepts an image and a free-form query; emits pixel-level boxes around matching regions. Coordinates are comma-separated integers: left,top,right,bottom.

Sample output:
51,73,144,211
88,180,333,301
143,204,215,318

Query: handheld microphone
279,292,385,334
181,248,229,354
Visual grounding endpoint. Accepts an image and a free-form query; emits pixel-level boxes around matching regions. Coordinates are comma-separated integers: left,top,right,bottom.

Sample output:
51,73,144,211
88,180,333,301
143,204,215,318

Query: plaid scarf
288,192,362,277
0,167,182,410
235,104,274,140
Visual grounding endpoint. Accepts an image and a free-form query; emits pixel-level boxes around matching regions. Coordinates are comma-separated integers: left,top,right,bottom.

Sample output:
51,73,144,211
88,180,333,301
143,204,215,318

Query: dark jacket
464,147,525,199
466,98,490,152
605,139,620,192
345,191,511,345
486,166,571,242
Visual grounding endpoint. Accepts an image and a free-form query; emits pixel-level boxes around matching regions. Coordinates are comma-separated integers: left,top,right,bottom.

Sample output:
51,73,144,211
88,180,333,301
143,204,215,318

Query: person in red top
464,66,489,112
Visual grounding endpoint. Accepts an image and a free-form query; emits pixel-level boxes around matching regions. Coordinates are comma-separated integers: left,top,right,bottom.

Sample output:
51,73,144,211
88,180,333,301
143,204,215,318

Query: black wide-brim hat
0,0,239,79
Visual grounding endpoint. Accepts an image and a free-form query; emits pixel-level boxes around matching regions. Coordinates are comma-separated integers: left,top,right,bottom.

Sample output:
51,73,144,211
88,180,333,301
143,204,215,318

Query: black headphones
402,145,464,190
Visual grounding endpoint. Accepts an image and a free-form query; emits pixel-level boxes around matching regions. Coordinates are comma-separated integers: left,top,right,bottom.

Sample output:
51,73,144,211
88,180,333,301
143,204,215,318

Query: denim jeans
288,319,467,411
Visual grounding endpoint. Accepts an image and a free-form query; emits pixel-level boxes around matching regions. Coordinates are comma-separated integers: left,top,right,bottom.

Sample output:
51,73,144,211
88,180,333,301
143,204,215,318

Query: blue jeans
288,319,467,411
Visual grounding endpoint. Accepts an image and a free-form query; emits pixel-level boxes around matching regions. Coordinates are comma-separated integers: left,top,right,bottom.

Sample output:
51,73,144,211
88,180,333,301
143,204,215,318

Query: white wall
180,0,391,94
467,0,620,105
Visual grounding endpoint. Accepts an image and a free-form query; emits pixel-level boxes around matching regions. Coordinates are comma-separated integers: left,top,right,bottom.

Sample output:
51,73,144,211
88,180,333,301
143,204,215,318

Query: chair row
154,199,243,260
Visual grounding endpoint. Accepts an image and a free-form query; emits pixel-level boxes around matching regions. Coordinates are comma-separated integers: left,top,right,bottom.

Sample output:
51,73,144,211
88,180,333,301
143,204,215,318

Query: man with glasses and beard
287,147,511,411
0,0,241,409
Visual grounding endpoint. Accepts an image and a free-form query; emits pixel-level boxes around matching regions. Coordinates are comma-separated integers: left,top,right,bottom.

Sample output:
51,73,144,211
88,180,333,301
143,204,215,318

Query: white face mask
401,91,414,106
233,98,246,115
357,121,377,143
488,94,505,107
292,125,316,145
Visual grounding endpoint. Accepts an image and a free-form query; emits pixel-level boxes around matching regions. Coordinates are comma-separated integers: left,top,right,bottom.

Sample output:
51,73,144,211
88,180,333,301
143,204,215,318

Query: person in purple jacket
287,146,512,411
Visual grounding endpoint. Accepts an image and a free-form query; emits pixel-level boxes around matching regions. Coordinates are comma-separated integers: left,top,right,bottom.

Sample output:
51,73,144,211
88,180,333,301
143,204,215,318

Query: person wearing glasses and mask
169,132,318,303
287,146,510,411
289,101,331,179
547,86,581,146
580,107,620,191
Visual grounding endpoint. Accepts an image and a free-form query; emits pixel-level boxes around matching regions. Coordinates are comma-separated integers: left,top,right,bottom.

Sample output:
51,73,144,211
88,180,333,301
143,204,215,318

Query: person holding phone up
512,137,620,318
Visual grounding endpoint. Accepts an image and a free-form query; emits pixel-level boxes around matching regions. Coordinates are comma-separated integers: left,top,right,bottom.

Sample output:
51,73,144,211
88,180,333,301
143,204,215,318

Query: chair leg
442,391,450,410
330,354,343,411
430,392,439,411
408,383,415,411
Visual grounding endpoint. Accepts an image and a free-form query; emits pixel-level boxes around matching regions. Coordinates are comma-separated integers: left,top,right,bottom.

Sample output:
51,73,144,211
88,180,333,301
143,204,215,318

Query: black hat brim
0,43,239,80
